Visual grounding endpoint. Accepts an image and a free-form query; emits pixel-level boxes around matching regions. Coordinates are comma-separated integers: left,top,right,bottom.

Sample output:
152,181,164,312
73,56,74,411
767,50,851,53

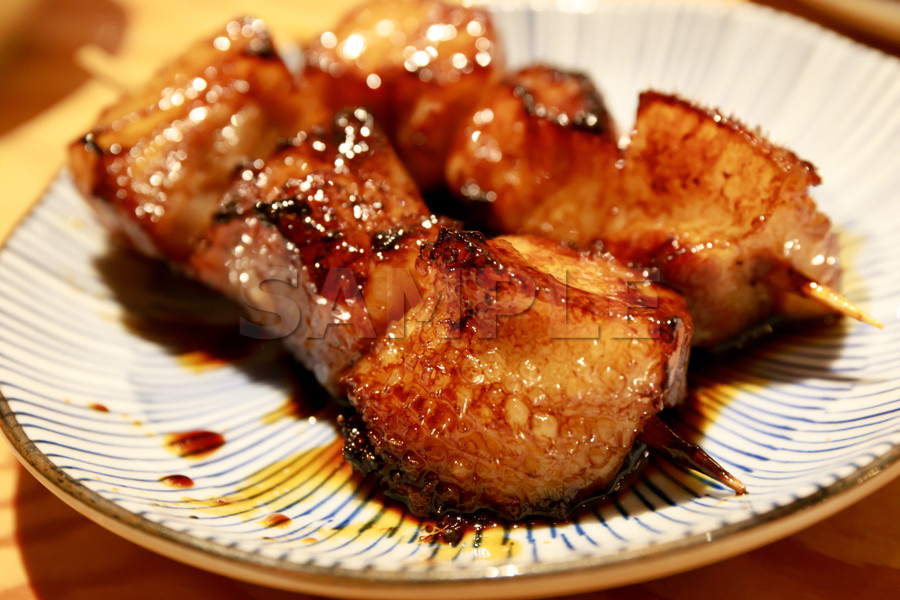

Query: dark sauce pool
164,430,226,459
159,474,194,488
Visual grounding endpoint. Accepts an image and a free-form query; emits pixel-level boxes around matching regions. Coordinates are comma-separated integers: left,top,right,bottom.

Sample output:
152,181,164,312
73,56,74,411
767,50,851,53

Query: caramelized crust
303,0,505,189
190,109,447,391
607,92,840,345
445,64,620,241
344,230,692,519
67,17,313,262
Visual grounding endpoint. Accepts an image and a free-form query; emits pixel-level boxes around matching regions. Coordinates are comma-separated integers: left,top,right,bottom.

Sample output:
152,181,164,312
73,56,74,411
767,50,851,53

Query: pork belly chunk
68,17,311,263
343,230,692,520
303,0,505,189
190,108,448,392
445,64,621,240
607,92,840,346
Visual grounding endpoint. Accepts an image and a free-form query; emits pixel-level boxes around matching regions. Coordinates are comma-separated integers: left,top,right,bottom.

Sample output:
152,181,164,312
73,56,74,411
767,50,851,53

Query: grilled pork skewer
445,66,881,345
191,108,706,518
67,16,744,520
302,0,878,344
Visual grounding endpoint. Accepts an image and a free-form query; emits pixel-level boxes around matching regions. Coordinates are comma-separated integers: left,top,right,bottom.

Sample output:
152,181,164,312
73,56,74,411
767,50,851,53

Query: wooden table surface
0,1,898,598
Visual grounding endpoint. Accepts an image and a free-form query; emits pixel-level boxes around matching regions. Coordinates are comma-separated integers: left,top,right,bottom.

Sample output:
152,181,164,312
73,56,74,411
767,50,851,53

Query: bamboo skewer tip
801,279,884,330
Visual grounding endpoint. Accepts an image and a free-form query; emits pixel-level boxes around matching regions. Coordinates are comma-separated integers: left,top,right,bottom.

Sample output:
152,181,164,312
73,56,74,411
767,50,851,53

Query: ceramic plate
2,1,899,598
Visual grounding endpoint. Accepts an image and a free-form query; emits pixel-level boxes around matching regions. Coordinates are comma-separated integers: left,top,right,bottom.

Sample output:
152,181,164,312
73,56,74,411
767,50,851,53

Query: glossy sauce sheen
189,108,448,394
66,17,307,263
168,434,522,553
446,64,620,237
448,81,841,347
343,231,693,520
61,3,766,527
303,0,506,189
605,92,839,346
175,439,350,519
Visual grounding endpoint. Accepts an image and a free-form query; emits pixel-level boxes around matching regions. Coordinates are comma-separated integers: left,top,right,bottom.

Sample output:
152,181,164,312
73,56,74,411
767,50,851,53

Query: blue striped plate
1,1,898,597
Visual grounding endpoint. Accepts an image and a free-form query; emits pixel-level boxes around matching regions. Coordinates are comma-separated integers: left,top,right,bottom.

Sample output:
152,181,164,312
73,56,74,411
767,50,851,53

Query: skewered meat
445,64,620,240
187,105,698,516
67,17,318,263
609,92,848,345
303,0,505,190
191,108,449,392
66,13,743,522
446,72,876,345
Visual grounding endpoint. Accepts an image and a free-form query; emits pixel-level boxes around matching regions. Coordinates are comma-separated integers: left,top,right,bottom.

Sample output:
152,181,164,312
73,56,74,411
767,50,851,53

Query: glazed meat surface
608,92,840,346
449,78,842,346
67,17,311,263
191,109,447,392
303,0,505,189
445,64,620,240
65,14,754,522
343,230,693,519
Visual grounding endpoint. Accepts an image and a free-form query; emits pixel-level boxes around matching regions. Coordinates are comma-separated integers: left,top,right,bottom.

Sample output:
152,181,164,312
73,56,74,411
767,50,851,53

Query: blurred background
0,0,897,238
0,0,897,134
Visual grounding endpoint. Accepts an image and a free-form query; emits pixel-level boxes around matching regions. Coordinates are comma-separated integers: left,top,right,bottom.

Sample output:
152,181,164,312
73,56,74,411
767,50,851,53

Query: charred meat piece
67,17,315,263
445,64,620,240
608,92,843,346
303,0,505,190
343,230,693,520
190,108,449,392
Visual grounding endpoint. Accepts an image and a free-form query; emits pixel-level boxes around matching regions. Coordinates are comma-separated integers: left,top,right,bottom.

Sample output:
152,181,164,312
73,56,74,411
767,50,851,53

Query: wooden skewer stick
640,414,747,495
75,44,140,93
796,276,884,329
